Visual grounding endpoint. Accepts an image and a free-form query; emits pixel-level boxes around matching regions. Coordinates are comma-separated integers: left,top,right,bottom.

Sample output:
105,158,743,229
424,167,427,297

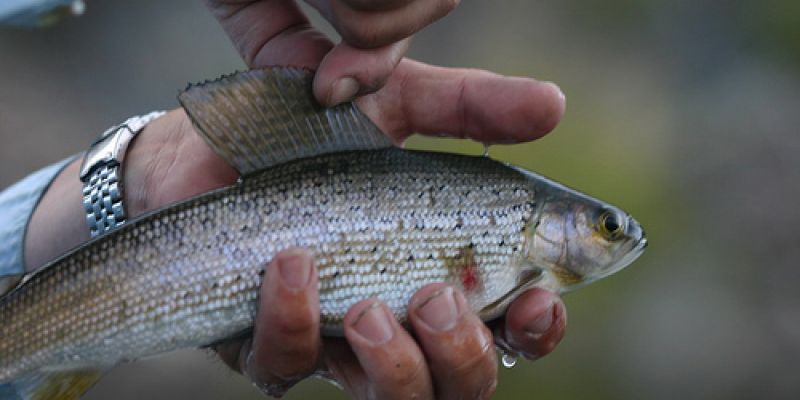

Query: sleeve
0,0,83,27
0,156,76,278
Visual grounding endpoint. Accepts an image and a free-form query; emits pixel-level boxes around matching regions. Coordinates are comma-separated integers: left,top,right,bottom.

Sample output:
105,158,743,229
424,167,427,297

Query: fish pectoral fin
477,268,546,322
1,369,105,400
178,67,393,176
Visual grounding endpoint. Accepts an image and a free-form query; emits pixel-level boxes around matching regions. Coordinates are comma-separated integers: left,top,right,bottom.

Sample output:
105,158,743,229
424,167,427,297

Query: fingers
206,0,333,68
314,38,410,107
501,288,567,360
409,284,498,400
217,248,321,397
307,0,459,105
358,59,567,145
334,299,435,400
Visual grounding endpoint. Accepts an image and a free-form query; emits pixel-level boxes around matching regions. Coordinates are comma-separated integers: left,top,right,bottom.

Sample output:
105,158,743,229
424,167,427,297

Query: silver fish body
0,148,644,383
0,68,646,398
0,149,527,380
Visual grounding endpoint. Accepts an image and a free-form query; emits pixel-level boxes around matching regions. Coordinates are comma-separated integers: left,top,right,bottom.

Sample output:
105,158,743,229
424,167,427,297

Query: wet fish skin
0,68,647,399
0,148,542,382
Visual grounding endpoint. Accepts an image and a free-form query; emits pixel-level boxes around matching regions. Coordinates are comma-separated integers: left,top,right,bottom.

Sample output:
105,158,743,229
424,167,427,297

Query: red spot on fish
460,262,480,291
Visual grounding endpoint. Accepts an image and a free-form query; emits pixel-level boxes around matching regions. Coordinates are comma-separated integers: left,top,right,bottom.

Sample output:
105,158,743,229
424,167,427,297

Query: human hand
24,0,569,397
214,248,567,398
206,0,461,107
181,8,568,396
113,0,564,211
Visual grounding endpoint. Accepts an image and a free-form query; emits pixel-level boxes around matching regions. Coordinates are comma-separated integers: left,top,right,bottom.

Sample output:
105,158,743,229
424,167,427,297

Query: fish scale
0,68,645,399
0,148,533,382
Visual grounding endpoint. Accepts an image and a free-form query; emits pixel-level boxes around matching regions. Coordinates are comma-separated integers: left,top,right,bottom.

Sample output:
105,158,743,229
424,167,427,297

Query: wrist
122,108,238,216
24,108,238,273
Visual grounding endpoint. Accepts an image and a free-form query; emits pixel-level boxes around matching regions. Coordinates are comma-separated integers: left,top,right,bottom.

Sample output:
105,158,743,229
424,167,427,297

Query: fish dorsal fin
178,67,392,176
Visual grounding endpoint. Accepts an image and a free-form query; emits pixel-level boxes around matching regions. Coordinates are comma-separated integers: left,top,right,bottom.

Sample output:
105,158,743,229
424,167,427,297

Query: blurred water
1,1,798,399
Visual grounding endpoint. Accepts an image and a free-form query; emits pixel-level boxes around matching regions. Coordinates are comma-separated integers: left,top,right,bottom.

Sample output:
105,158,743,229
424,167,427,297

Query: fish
0,67,647,399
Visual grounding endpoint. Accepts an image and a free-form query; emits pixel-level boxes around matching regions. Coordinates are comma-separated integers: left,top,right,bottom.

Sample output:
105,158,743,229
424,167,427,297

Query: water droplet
482,144,491,157
501,352,518,368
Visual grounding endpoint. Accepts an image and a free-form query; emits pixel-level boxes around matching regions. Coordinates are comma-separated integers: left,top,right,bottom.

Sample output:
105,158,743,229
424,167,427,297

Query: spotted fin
0,369,104,400
178,67,392,176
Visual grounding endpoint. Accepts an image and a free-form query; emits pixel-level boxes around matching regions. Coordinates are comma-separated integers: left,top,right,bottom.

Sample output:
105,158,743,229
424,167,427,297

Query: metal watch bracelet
80,111,165,237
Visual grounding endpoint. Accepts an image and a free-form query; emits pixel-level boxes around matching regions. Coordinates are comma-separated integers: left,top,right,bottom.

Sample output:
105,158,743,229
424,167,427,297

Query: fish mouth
614,229,648,272
634,224,648,251
583,224,647,287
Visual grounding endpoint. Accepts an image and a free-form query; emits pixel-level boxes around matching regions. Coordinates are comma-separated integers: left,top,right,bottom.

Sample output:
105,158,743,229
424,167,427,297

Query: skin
24,1,568,398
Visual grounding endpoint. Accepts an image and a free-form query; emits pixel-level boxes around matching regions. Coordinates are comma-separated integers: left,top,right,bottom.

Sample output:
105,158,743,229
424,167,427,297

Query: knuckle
270,303,317,335
451,342,493,375
384,353,428,388
276,313,316,335
450,324,496,373
360,56,399,92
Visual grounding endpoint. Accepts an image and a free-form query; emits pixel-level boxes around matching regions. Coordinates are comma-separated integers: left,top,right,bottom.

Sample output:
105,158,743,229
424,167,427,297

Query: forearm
23,109,238,273
23,158,86,271
0,156,75,284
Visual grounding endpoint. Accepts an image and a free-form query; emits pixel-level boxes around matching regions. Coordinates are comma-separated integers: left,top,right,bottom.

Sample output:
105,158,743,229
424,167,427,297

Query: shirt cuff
0,0,83,27
0,156,76,277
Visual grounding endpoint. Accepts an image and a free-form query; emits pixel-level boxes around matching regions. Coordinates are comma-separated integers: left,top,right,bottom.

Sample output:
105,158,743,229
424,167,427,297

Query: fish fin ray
178,67,392,176
1,369,105,400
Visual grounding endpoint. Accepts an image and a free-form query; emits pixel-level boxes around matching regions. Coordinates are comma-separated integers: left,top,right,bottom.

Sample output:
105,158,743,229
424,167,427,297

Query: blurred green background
1,1,798,399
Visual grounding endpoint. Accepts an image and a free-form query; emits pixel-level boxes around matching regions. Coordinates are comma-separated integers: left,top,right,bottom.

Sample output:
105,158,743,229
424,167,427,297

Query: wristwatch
79,111,165,237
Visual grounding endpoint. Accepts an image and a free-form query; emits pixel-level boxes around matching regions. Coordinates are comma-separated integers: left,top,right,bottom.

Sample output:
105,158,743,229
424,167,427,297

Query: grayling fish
0,68,646,400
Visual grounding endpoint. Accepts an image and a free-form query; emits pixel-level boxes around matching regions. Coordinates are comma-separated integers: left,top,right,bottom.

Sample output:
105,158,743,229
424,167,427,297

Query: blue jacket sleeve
0,156,75,278
0,0,80,27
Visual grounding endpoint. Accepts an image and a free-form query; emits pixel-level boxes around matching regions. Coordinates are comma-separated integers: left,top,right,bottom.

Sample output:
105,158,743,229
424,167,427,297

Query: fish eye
597,210,625,241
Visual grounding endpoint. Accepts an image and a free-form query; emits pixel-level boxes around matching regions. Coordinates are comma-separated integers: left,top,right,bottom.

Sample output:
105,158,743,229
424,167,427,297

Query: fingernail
415,287,460,331
329,77,359,106
524,301,556,340
351,302,394,344
277,250,311,289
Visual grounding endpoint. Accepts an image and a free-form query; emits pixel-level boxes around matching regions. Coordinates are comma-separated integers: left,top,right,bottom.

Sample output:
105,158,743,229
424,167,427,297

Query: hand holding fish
207,0,462,107
18,1,574,399
207,0,564,140
213,248,566,399
195,1,569,397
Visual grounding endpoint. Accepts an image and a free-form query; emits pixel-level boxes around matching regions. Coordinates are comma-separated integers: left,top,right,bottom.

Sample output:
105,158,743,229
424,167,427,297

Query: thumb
313,38,410,107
